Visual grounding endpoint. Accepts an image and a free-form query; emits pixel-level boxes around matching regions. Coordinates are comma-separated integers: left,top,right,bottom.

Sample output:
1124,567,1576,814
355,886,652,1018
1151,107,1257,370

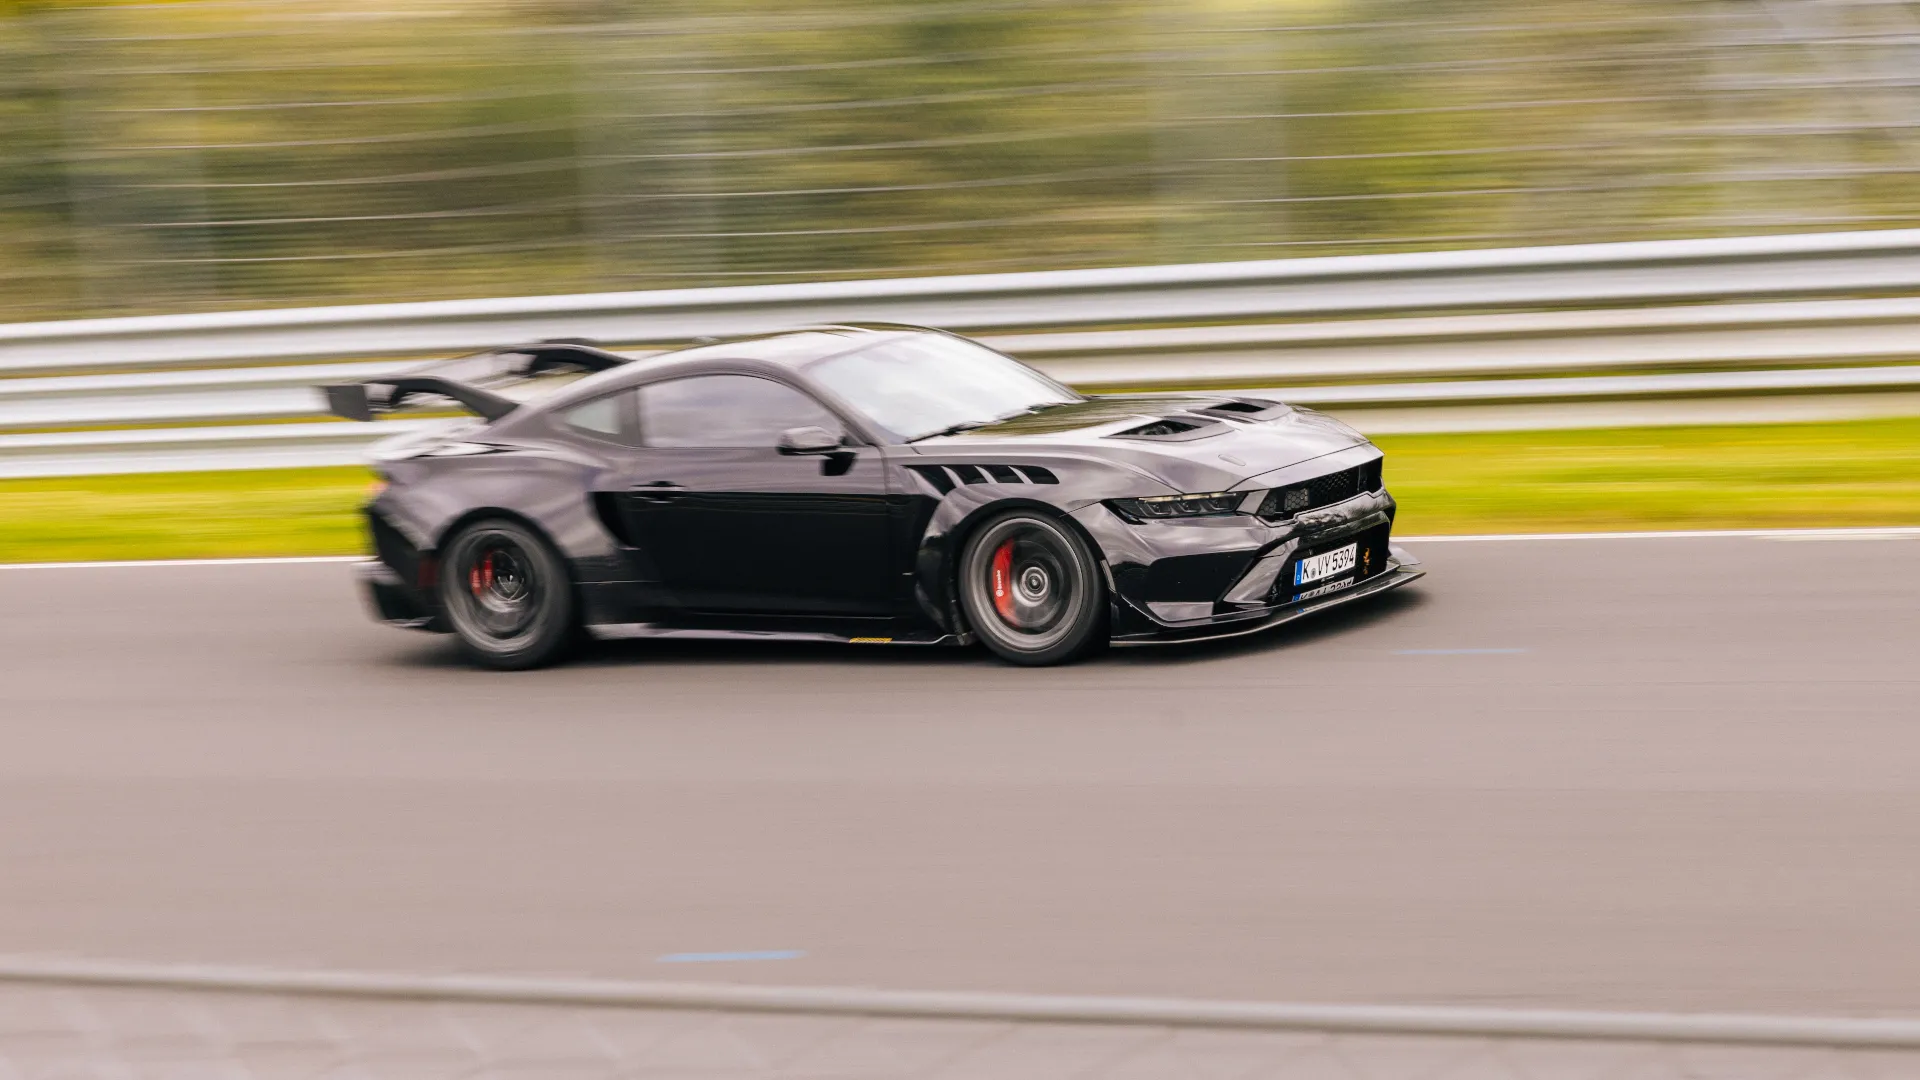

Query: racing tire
438,518,576,671
957,509,1107,666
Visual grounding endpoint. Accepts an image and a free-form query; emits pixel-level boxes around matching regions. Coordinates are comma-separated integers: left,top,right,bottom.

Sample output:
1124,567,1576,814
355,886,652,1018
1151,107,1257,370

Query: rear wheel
958,510,1106,666
438,519,575,670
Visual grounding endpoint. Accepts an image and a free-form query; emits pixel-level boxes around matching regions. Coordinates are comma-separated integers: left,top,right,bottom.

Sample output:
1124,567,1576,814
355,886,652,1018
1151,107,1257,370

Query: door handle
628,480,685,502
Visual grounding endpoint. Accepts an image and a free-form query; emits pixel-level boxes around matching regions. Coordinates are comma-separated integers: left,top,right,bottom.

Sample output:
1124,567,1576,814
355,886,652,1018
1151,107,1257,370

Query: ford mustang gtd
327,326,1424,669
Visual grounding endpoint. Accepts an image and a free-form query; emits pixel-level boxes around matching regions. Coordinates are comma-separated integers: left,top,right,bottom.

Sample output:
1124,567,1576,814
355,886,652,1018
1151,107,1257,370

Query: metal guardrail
2,957,1917,1079
5,366,1920,479
9,228,1920,377
6,229,1920,476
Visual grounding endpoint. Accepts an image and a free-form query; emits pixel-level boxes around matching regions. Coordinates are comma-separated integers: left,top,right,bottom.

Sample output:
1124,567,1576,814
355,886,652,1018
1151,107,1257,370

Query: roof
528,325,916,412
654,327,907,368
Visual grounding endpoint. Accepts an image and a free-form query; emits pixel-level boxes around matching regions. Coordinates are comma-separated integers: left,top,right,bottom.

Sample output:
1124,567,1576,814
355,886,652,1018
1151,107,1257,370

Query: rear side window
638,375,840,448
563,393,628,439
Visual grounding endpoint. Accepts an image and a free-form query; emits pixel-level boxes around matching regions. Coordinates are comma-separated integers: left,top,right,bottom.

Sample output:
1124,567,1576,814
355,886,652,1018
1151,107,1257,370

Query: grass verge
0,467,374,563
2,418,1917,563
1374,417,1920,535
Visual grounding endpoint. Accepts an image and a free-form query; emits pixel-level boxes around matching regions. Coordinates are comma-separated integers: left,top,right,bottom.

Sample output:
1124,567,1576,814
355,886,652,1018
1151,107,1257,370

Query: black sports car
328,325,1424,669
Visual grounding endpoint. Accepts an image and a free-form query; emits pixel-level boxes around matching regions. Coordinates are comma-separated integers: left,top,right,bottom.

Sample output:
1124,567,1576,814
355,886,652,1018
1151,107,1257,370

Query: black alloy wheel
438,519,576,670
957,510,1106,666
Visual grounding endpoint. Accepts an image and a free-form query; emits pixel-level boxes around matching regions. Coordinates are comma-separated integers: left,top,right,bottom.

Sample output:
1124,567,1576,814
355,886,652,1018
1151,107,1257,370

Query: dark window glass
806,333,1078,442
638,375,840,448
563,394,626,438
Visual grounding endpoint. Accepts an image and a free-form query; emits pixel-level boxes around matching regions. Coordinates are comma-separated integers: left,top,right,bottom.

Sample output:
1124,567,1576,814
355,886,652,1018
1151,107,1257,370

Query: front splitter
1111,550,1426,646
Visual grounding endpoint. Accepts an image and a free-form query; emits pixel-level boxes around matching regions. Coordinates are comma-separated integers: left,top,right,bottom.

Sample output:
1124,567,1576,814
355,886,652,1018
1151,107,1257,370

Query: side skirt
585,623,966,647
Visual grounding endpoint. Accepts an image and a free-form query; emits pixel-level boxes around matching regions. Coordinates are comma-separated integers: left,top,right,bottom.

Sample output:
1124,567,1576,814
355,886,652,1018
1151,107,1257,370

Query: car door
613,373,896,616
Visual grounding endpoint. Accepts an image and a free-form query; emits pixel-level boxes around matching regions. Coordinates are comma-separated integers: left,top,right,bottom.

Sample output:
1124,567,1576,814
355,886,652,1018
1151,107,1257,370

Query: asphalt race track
3,533,1918,1015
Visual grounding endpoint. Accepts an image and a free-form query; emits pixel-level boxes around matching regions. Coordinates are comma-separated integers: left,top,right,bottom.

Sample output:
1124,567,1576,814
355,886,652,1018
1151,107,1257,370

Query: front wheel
957,510,1107,666
438,519,576,670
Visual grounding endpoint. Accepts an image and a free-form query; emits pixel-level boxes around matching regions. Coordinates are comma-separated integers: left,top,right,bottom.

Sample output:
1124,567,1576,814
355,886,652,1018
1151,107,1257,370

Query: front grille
1258,458,1384,520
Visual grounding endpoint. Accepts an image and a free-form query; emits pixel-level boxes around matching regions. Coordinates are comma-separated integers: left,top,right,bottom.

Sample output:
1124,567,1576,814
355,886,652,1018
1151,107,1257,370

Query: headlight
1107,491,1244,521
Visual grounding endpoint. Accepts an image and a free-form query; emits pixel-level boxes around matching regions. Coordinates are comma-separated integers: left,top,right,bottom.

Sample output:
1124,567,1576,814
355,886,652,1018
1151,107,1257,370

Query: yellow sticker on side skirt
848,637,894,644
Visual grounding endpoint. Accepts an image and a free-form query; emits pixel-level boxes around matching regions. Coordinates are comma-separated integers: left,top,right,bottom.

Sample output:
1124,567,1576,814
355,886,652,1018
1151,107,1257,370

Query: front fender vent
907,464,1060,494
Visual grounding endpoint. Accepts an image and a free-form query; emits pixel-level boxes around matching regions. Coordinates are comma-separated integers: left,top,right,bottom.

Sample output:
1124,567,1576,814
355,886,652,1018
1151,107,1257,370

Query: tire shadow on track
378,633,1000,672
1104,586,1430,668
373,585,1430,672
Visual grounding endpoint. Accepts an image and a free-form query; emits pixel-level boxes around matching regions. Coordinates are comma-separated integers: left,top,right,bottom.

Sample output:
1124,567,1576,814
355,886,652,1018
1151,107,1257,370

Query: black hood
908,394,1369,489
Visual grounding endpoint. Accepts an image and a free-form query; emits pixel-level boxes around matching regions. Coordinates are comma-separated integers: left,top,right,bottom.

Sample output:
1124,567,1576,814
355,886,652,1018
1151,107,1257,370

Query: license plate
1297,576,1356,600
1294,542,1357,586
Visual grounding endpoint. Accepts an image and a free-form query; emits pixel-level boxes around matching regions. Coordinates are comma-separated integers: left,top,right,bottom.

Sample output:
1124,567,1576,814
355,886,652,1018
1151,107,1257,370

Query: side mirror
777,426,843,455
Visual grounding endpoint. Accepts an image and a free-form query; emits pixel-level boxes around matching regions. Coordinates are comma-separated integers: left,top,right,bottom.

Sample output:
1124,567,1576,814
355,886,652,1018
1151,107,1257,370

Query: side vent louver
906,463,1061,494
906,465,956,494
591,492,636,546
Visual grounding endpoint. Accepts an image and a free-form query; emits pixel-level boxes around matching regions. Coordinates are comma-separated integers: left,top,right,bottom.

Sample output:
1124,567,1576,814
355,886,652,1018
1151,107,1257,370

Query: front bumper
1110,545,1424,645
1075,486,1424,643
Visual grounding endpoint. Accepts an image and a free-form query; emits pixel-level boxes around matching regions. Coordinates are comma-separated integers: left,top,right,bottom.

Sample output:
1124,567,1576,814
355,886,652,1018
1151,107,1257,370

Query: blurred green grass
0,466,373,562
2,418,1918,563
1376,417,1920,534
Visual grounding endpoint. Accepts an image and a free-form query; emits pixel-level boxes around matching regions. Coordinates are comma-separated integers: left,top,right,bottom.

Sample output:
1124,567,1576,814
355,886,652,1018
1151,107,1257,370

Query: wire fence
6,963,1920,1080
6,0,1920,321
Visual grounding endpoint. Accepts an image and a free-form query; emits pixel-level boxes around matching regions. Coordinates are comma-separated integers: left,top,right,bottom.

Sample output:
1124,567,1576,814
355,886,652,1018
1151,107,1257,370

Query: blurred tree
0,0,1915,320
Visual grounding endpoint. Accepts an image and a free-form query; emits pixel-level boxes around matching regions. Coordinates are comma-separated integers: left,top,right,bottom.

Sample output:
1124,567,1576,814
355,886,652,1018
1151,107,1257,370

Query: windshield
806,333,1082,442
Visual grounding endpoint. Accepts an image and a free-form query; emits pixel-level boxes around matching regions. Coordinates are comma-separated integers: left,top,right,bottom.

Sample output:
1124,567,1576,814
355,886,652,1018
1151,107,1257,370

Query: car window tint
563,394,625,438
639,375,840,448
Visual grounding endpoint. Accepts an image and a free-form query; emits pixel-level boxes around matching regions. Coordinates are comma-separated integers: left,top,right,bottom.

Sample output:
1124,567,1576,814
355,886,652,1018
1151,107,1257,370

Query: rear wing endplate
321,341,632,423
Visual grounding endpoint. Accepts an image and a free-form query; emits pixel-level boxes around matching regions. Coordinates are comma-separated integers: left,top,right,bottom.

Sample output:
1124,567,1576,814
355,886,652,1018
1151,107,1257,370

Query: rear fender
376,450,630,587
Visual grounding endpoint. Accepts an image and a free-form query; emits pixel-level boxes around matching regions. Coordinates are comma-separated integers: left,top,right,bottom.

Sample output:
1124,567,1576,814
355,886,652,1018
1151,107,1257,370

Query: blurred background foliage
5,0,1920,320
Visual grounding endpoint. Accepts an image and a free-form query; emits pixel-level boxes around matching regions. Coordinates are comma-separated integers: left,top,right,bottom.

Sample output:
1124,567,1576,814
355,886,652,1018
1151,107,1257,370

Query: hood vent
1108,417,1225,442
908,463,1059,494
1200,399,1288,421
1121,419,1195,436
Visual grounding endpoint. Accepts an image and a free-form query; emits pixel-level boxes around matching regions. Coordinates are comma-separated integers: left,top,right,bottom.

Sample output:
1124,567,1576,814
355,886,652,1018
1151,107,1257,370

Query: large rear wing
321,341,633,422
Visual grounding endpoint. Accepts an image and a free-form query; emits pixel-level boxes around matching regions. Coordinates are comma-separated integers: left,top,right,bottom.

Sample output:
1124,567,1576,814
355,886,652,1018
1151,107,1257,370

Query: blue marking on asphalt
1394,648,1529,655
655,950,807,964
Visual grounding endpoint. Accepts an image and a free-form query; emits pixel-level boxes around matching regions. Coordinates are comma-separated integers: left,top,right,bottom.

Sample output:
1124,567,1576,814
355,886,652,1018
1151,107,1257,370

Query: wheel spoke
980,524,1076,637
456,537,540,639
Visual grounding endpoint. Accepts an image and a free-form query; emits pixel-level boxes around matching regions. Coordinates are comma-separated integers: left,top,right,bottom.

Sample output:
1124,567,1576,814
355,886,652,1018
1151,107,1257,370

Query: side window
638,375,841,448
563,393,627,439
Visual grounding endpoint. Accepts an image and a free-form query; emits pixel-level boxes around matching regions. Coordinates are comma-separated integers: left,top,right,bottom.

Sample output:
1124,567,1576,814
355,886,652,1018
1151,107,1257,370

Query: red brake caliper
470,552,495,597
991,541,1016,623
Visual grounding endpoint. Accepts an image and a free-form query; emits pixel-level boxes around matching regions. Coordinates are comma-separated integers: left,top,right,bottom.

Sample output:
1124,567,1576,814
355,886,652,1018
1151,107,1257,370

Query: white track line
3,954,1920,1048
1,526,1915,571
